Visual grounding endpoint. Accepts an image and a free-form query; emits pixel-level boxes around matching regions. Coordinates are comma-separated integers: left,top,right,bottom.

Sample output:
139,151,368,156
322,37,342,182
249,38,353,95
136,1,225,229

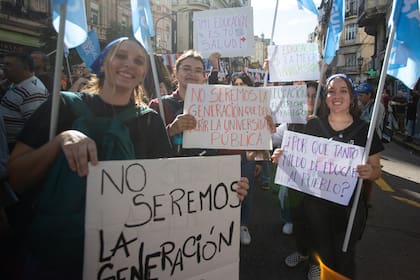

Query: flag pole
146,37,166,126
313,61,325,116
342,20,396,252
263,0,279,87
49,3,67,139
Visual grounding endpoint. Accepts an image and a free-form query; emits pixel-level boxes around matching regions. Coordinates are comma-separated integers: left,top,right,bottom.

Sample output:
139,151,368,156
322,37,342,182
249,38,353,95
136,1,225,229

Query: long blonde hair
83,39,148,107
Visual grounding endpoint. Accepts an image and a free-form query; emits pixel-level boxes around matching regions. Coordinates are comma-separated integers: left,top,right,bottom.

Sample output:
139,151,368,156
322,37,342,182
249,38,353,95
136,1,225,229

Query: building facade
317,0,379,84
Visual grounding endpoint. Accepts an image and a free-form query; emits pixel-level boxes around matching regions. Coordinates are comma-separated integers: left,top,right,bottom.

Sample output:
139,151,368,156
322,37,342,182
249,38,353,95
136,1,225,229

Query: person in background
279,81,320,268
30,50,54,93
405,89,419,142
356,82,385,138
149,51,270,246
231,72,257,245
68,63,91,92
391,90,407,135
355,82,385,207
272,74,383,280
0,52,49,151
381,88,392,114
143,54,174,101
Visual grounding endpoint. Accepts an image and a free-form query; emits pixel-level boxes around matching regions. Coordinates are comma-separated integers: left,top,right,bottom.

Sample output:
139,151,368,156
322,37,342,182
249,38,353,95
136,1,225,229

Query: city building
317,0,376,84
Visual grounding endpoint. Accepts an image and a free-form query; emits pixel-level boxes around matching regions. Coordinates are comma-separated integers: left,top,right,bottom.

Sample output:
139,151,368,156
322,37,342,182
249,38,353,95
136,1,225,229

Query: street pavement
239,140,420,280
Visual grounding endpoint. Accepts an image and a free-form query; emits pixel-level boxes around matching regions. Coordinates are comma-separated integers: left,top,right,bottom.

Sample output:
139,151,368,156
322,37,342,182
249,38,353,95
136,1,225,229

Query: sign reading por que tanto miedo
275,131,365,206
83,156,241,280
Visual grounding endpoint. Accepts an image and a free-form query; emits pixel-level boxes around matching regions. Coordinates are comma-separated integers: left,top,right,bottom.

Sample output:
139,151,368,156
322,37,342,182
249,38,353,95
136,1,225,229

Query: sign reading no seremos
183,84,273,150
84,156,241,280
269,85,308,124
268,43,320,82
193,6,255,57
275,131,365,206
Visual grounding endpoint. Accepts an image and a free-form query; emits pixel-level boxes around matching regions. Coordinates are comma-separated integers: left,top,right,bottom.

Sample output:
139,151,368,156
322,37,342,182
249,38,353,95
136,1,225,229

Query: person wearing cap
272,74,383,280
356,82,385,138
355,82,385,207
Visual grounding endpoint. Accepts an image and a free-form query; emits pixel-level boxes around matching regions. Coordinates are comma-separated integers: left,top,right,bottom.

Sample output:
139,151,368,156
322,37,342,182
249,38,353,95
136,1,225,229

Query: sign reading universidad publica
83,156,241,280
182,84,273,150
193,6,255,57
268,43,320,82
269,85,308,124
275,131,365,206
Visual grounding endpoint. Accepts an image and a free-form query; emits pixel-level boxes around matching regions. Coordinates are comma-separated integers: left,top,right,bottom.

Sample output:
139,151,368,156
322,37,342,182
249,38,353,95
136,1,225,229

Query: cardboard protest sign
182,84,272,150
268,43,320,82
84,156,241,280
275,131,365,205
269,85,308,124
193,6,255,57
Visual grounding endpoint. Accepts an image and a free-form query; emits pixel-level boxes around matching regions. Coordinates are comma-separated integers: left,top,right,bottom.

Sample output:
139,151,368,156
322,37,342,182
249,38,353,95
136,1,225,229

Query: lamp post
358,56,363,82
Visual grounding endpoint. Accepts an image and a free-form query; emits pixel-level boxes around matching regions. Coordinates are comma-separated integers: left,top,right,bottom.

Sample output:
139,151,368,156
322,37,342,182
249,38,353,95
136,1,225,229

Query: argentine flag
131,0,155,53
297,0,319,16
387,0,420,89
51,0,88,48
323,0,345,64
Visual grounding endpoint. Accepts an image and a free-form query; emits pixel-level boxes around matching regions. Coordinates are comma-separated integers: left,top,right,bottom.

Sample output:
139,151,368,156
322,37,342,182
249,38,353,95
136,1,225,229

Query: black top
304,116,384,156
18,92,172,159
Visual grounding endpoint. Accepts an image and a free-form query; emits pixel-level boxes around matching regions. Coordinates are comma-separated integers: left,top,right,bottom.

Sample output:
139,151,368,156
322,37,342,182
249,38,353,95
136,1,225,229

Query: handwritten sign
182,84,272,150
275,131,365,205
268,43,320,82
193,6,255,57
83,156,241,280
269,85,308,124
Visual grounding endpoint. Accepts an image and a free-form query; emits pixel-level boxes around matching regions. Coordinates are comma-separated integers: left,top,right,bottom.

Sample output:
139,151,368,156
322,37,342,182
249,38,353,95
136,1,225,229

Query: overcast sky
251,0,321,44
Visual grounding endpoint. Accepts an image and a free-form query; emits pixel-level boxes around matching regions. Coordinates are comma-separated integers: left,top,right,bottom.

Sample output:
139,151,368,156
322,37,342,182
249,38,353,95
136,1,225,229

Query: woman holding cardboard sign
272,74,383,280
7,39,249,279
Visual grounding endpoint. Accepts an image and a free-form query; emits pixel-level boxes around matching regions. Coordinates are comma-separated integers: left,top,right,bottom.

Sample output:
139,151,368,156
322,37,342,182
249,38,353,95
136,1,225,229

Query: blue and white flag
131,0,155,53
297,0,319,16
76,30,101,70
387,0,420,89
323,0,345,64
51,0,88,48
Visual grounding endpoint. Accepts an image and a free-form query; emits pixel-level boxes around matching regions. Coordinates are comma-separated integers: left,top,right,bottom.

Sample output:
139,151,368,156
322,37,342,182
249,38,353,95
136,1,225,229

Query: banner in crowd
275,131,365,205
182,84,272,150
76,30,101,69
268,43,320,82
269,85,308,124
193,6,255,57
84,156,241,280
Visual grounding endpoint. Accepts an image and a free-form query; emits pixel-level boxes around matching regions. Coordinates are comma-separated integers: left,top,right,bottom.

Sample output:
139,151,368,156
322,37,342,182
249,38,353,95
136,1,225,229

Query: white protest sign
83,156,241,280
269,85,308,124
193,6,255,57
268,43,320,82
182,84,272,150
275,131,365,205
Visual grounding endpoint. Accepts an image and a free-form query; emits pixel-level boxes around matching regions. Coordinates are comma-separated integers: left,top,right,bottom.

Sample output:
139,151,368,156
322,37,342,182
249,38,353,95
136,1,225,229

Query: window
345,23,357,41
90,3,99,25
346,0,358,17
344,53,357,69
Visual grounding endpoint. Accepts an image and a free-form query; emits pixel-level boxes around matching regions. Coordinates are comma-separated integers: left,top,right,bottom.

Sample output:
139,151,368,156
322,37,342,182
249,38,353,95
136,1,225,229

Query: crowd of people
0,36,419,280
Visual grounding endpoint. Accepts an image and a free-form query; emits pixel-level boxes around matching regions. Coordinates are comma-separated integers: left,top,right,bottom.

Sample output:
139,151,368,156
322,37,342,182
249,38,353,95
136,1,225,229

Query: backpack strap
60,91,93,118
